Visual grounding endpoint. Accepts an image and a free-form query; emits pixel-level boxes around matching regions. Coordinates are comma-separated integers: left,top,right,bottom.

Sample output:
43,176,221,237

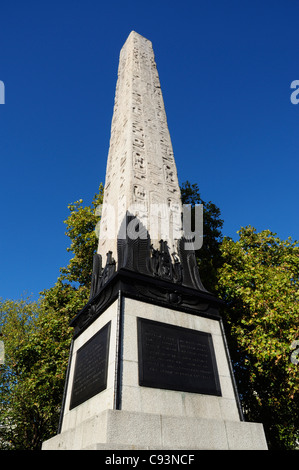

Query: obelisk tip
125,30,151,44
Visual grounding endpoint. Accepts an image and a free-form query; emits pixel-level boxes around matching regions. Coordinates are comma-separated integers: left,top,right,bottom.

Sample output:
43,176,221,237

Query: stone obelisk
98,31,182,263
42,32,267,450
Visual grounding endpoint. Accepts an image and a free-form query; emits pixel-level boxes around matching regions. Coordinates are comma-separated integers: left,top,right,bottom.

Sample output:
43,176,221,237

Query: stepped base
42,409,267,450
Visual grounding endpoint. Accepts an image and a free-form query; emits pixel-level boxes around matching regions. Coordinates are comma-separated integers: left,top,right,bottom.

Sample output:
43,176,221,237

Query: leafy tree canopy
0,298,67,449
217,226,299,449
0,188,104,449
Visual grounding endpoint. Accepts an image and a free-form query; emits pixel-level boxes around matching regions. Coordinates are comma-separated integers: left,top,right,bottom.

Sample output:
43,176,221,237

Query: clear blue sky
0,0,298,301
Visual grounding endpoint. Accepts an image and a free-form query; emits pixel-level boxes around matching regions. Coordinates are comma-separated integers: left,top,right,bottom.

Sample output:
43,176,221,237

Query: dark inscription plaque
70,322,111,409
137,318,221,396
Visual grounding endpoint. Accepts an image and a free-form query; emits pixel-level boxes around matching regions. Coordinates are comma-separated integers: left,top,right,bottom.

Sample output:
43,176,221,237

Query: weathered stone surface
98,31,182,265
42,409,268,450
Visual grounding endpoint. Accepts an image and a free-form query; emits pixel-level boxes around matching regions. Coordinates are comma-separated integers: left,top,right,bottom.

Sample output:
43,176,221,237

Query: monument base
42,408,267,450
42,272,267,451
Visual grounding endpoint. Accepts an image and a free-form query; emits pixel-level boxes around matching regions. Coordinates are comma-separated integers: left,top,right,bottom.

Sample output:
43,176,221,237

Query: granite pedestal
42,277,267,450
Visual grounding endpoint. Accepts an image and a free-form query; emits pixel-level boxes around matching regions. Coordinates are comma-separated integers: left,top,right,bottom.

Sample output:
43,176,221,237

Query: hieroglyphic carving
133,184,146,202
97,31,183,263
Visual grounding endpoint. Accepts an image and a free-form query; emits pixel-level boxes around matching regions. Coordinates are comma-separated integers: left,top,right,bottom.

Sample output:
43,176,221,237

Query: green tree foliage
217,226,299,449
0,298,65,449
40,184,104,323
0,188,103,449
59,184,104,288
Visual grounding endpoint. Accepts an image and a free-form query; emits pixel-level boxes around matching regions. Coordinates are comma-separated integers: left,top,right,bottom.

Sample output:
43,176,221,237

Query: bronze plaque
70,322,111,409
137,318,221,396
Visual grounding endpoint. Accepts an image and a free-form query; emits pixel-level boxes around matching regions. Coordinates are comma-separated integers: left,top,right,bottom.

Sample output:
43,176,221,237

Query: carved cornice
70,215,224,337
70,267,224,338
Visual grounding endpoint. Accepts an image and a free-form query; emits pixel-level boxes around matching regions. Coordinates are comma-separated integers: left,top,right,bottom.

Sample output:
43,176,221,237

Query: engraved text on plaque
137,318,221,396
70,322,111,409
